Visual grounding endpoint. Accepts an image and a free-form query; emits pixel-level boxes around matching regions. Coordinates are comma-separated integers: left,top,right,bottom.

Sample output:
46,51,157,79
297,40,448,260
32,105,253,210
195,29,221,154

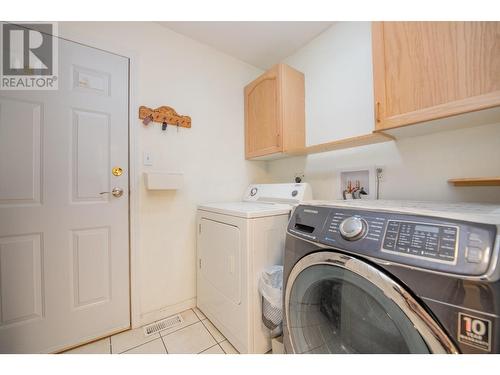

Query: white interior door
0,33,130,353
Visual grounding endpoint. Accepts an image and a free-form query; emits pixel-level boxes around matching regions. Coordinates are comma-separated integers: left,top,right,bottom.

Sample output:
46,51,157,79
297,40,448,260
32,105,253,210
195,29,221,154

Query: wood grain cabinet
244,64,305,159
372,22,500,131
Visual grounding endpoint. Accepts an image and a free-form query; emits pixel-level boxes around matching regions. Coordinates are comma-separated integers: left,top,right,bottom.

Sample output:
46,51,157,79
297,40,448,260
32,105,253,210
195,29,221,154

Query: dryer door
285,251,458,354
199,218,241,304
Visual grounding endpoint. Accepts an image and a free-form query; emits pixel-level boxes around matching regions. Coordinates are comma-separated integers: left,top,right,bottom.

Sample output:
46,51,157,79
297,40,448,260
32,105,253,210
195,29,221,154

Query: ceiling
158,22,333,70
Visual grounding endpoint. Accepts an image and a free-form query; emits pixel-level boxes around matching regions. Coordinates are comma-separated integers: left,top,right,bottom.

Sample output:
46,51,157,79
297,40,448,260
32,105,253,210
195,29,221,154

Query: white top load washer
196,183,312,354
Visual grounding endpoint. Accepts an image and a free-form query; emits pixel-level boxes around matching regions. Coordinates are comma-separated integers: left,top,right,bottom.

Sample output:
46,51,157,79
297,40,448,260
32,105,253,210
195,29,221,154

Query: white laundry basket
258,265,284,337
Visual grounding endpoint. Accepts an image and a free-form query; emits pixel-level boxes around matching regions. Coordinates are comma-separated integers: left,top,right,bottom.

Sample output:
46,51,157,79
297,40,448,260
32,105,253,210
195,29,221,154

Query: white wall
269,22,500,204
283,22,374,145
56,21,500,328
59,22,267,325
267,122,500,203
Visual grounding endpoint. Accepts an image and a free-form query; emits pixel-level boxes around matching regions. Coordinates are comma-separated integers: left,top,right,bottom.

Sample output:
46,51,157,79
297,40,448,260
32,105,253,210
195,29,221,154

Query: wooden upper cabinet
372,22,500,130
244,64,305,159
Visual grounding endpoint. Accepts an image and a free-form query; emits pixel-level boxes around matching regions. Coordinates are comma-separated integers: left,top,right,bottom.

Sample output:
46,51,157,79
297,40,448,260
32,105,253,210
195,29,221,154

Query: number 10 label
458,313,492,352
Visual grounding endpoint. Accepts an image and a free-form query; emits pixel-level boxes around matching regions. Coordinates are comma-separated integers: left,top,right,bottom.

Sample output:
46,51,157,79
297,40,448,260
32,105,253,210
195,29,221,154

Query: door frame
55,26,143,329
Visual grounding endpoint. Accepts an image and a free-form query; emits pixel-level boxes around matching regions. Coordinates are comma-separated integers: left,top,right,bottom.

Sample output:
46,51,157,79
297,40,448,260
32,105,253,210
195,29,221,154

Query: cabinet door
373,22,500,130
245,66,282,158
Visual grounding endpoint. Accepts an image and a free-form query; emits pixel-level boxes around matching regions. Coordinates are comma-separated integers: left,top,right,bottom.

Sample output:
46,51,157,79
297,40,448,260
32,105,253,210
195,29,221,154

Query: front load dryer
283,200,500,354
196,183,312,354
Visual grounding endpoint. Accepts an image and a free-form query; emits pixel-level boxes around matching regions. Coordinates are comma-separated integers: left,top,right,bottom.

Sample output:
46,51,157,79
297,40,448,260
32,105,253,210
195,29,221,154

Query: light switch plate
143,152,153,166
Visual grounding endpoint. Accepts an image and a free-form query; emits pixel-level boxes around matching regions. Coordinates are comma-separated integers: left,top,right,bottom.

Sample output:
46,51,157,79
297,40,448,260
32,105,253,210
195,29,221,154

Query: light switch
143,152,153,166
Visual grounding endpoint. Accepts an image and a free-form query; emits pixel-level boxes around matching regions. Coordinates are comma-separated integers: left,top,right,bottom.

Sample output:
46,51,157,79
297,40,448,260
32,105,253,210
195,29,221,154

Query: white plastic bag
259,265,284,333
258,265,283,309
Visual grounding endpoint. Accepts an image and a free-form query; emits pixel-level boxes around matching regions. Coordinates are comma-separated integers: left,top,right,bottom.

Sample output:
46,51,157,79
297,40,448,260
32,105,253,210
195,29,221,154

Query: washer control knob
339,217,366,241
250,187,258,197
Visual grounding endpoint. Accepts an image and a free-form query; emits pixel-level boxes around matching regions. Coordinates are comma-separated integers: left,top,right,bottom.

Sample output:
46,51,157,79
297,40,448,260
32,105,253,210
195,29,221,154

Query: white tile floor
63,308,239,354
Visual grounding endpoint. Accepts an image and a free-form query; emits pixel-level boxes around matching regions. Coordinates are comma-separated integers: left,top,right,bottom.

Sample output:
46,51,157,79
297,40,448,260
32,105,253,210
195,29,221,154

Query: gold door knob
99,187,124,198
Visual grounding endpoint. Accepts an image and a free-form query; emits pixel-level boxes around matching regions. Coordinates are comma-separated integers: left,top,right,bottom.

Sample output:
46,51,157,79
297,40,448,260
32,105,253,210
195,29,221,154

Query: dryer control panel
288,204,498,278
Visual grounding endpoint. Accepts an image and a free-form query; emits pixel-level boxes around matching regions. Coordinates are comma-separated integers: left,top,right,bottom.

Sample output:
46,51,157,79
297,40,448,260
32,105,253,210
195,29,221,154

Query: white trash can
258,265,283,338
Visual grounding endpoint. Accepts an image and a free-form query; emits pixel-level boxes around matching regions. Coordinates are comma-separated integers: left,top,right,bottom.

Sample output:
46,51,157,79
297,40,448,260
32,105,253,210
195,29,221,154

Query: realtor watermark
0,22,58,90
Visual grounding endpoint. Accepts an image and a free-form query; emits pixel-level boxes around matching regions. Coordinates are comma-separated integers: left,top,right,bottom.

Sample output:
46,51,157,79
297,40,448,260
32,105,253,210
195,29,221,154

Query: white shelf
144,172,183,190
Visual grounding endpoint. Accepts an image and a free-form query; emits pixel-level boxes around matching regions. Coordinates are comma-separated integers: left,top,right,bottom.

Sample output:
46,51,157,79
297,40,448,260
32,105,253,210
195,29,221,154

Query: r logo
458,312,492,352
2,23,53,75
1,21,58,90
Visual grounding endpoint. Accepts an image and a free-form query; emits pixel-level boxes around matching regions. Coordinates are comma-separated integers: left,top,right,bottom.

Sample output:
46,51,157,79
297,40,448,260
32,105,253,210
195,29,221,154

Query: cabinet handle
376,102,381,123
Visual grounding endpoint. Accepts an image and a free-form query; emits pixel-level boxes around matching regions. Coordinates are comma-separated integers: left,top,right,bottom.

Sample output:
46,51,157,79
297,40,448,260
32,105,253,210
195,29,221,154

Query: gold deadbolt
112,167,123,176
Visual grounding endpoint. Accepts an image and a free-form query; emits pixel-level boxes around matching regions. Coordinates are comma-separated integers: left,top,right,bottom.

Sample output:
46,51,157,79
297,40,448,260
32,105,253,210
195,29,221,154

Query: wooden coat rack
139,105,192,128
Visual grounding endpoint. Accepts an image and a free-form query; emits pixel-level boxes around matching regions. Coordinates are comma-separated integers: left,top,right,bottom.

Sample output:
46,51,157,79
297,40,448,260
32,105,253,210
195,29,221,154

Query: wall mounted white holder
144,172,183,190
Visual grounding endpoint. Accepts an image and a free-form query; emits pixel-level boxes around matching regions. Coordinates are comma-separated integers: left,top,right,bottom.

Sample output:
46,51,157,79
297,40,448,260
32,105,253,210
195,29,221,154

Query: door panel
0,234,44,326
71,227,111,309
245,66,282,157
0,98,42,205
383,22,500,117
71,65,110,96
247,79,278,151
199,219,241,304
373,22,500,129
71,109,110,202
0,29,129,353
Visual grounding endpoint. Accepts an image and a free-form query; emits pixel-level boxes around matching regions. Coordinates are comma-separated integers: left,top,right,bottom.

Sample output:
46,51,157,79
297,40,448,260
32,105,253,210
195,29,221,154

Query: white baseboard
135,298,196,328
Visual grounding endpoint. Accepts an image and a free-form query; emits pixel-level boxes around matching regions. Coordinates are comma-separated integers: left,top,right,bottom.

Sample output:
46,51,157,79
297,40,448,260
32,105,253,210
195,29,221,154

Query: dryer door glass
287,264,430,353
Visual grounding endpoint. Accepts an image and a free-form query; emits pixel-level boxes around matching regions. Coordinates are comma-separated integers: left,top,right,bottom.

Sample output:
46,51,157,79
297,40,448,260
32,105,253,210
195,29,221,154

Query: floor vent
143,315,184,337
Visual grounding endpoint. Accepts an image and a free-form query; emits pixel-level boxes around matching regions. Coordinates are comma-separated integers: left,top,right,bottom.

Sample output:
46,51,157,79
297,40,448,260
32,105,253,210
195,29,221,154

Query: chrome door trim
284,251,459,354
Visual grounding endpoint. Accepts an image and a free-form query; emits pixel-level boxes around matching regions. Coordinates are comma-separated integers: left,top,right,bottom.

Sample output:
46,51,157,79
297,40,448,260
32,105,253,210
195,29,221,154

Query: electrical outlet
143,152,153,166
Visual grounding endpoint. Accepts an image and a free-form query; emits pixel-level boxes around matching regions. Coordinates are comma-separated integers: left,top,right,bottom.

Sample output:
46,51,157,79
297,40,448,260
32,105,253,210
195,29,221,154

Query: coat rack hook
138,106,192,130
